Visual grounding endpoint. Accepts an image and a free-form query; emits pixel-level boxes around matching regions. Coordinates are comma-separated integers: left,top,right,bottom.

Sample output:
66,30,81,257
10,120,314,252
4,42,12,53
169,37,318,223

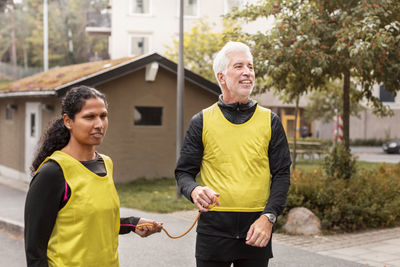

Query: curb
0,217,24,236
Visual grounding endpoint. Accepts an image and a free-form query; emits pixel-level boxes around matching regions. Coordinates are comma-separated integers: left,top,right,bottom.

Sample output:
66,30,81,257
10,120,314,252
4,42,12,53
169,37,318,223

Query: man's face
219,50,255,102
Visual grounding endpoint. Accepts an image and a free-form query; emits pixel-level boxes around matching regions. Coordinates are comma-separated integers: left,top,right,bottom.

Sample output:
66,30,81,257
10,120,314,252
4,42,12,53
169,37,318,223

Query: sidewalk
0,174,399,267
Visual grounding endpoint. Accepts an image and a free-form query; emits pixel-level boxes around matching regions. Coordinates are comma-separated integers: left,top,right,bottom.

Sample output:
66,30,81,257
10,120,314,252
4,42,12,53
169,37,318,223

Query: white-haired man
175,41,291,267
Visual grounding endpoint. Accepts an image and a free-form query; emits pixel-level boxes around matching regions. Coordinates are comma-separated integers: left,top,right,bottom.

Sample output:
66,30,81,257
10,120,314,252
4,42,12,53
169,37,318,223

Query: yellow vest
37,151,120,267
201,103,271,212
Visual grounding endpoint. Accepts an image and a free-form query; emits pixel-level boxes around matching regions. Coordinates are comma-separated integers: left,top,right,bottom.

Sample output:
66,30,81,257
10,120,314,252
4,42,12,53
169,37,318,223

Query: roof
0,57,132,97
0,53,220,98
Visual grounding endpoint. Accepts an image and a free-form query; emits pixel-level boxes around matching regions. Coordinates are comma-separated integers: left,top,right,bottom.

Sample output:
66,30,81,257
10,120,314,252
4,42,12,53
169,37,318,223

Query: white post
43,0,49,71
176,0,184,161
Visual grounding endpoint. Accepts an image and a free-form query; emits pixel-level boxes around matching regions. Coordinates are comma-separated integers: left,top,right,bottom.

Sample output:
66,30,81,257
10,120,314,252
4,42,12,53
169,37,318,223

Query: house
86,0,270,58
0,53,220,183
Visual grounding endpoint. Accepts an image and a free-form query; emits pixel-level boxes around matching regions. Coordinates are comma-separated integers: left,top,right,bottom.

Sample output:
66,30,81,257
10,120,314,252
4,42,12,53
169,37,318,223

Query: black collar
217,94,257,111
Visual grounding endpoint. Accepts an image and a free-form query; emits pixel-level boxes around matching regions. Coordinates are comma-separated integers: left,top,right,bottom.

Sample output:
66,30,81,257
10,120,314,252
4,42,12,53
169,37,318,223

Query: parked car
382,139,400,154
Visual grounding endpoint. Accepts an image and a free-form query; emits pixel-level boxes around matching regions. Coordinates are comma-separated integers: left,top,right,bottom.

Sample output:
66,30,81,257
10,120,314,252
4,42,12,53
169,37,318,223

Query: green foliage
0,0,109,70
323,144,357,179
350,138,386,146
116,178,195,213
286,163,400,231
164,18,246,82
228,0,400,148
305,79,365,123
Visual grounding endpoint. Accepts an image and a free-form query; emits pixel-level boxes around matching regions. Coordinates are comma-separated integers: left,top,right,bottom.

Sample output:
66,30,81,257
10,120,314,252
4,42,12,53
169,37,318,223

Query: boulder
283,207,321,235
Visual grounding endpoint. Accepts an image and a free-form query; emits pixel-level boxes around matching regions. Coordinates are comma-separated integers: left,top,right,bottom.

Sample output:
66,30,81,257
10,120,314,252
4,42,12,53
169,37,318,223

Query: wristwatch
263,213,276,224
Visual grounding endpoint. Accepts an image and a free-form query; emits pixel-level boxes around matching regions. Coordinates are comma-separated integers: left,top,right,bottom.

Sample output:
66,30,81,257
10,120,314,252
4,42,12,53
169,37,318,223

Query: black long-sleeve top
175,95,291,238
24,154,139,267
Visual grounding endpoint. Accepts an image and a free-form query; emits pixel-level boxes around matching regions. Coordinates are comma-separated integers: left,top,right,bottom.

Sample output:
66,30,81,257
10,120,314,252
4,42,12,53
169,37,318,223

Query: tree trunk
343,69,350,150
292,96,300,172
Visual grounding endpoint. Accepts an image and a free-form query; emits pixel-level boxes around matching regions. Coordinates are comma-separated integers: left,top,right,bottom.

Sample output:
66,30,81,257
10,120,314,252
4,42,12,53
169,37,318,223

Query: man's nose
242,67,251,76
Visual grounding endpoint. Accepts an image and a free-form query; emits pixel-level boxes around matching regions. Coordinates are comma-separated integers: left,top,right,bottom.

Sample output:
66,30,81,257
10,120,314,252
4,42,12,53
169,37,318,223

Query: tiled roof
0,57,133,92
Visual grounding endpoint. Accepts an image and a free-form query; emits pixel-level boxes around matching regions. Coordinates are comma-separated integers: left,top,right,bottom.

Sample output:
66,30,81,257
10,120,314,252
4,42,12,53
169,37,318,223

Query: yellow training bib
37,151,120,267
201,104,271,212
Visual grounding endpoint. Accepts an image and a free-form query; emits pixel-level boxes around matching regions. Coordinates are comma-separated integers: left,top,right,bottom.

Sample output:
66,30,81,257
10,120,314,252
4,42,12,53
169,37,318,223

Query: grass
0,80,9,90
116,160,392,213
295,158,393,173
116,178,196,213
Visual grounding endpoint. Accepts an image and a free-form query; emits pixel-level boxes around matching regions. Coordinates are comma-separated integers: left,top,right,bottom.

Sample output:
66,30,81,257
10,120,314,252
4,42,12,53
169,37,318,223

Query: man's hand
245,215,273,247
135,218,163,237
191,186,220,212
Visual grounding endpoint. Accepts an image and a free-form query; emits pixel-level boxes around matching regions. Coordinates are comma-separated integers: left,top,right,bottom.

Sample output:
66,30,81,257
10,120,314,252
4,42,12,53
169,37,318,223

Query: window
130,0,151,15
6,104,17,120
134,106,163,126
30,113,36,137
184,0,198,17
225,0,244,14
379,85,395,102
130,35,150,56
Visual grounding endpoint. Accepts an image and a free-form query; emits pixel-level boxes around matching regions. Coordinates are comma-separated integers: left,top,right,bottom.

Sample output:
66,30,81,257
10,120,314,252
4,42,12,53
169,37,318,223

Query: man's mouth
239,80,252,85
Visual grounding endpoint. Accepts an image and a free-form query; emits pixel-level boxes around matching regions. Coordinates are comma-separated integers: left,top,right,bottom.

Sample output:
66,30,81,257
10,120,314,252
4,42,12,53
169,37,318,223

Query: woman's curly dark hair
31,85,107,175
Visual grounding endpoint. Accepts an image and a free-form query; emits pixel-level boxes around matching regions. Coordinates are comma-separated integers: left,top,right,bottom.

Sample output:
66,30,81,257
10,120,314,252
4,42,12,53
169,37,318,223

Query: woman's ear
63,114,72,130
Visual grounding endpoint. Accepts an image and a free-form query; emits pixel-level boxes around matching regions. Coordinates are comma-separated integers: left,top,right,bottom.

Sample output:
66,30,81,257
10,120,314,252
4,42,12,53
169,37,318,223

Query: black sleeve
119,217,140,234
175,112,204,201
24,161,65,267
264,112,292,217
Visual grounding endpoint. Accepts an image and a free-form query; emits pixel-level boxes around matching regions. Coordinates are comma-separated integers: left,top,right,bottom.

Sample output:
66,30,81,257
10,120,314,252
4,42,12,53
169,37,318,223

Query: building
87,0,270,58
0,53,220,183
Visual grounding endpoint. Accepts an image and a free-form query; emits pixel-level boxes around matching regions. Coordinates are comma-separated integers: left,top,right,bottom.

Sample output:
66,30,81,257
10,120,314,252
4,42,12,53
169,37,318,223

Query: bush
284,163,400,232
350,138,386,146
323,144,357,179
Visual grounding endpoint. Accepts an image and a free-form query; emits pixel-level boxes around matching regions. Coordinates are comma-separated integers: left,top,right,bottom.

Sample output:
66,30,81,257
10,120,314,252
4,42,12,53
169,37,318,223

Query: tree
304,79,365,123
0,0,109,73
228,0,400,151
164,18,245,82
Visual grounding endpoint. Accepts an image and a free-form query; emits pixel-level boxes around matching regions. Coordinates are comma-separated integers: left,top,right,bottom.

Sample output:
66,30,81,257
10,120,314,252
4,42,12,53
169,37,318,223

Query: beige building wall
0,97,59,179
97,67,217,182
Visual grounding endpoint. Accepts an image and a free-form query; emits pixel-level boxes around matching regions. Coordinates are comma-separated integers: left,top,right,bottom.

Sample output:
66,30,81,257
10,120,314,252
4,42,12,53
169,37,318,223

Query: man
175,41,291,267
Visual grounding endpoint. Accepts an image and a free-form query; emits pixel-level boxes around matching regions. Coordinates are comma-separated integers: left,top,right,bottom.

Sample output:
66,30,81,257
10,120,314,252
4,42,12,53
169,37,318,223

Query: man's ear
63,114,72,130
217,72,225,84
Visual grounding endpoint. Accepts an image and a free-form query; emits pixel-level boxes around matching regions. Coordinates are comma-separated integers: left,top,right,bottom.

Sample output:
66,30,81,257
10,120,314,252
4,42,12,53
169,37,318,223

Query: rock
283,207,321,235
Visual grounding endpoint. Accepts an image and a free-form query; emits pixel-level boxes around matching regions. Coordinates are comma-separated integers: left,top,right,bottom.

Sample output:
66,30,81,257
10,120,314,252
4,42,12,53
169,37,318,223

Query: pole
176,0,184,198
43,0,49,71
176,0,184,160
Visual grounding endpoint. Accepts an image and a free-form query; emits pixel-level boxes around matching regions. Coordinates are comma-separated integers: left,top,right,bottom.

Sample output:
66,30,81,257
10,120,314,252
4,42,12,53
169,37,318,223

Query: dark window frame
133,106,163,126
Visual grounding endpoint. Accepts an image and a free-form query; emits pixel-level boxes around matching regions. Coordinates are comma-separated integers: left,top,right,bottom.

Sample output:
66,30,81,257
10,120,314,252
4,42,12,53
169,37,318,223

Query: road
0,228,25,267
351,146,400,163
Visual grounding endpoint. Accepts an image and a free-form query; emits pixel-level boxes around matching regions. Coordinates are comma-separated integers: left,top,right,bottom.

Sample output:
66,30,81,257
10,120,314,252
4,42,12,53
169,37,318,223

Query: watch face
266,213,276,223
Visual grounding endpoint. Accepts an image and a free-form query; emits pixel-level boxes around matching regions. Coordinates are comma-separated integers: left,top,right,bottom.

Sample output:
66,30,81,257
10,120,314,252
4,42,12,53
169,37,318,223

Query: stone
283,207,321,235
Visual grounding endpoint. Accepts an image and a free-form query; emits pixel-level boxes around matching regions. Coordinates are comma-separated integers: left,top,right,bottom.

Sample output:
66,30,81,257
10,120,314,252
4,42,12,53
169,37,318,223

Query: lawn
116,160,390,213
116,178,196,213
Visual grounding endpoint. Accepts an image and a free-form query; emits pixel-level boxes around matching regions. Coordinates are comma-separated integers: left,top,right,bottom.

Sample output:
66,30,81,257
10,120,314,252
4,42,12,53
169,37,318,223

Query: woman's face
66,97,108,148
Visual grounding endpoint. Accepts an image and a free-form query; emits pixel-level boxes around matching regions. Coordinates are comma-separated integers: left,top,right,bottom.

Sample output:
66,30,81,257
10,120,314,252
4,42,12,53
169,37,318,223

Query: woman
24,85,163,267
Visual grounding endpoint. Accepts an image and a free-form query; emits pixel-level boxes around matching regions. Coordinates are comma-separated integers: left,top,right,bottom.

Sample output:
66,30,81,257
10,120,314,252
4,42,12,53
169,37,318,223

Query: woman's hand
135,218,163,237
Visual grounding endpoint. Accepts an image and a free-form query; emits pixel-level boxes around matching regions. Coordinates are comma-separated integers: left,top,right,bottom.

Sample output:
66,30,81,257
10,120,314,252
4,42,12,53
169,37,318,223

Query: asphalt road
3,226,362,267
351,146,400,163
0,228,25,267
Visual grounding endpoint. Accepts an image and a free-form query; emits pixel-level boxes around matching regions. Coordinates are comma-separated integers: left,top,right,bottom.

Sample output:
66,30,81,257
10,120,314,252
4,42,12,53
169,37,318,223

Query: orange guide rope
136,197,218,239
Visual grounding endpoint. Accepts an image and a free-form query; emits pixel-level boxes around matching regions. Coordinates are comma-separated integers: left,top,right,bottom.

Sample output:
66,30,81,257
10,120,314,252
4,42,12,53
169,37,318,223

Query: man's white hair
212,41,253,86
